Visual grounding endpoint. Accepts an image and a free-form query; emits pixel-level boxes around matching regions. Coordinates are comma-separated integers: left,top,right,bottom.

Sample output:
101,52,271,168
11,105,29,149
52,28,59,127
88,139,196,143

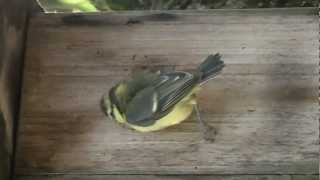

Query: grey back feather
125,72,197,126
107,54,224,127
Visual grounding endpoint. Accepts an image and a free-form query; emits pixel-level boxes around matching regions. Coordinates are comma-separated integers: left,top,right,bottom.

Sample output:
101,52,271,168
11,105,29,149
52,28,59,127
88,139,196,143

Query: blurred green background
38,0,318,12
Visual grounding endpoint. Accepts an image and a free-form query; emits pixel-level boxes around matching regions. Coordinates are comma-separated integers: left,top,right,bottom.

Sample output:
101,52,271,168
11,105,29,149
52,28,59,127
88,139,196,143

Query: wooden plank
0,0,28,179
14,175,320,180
15,174,306,180
15,8,319,175
291,175,319,180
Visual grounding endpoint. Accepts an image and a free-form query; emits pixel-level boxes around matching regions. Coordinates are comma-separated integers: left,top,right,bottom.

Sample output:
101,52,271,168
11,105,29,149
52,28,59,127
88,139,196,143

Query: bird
101,54,225,134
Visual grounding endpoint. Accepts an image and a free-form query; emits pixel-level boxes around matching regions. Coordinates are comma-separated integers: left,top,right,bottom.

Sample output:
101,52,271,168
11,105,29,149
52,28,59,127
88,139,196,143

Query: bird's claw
202,125,216,142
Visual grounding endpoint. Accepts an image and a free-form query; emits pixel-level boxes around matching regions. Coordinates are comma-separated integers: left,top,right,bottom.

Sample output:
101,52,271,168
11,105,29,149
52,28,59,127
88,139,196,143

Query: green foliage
58,0,98,12
95,0,144,10
38,0,99,12
38,0,318,12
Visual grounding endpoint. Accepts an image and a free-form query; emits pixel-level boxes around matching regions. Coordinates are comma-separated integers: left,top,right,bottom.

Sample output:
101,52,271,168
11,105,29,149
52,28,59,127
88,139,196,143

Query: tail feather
197,53,225,83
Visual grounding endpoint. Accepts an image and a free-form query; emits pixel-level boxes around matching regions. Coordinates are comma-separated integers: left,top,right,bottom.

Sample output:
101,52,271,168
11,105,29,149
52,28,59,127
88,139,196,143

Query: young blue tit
101,54,225,132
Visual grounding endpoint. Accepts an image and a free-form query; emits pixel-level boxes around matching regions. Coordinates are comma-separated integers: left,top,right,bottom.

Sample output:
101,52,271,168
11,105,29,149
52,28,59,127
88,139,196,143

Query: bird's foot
202,125,217,143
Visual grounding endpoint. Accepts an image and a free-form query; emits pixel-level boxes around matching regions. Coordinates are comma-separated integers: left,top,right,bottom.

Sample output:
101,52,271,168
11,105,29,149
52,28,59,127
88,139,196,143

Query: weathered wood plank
14,175,320,180
16,174,317,180
0,0,28,179
291,175,319,180
20,74,317,115
15,8,319,175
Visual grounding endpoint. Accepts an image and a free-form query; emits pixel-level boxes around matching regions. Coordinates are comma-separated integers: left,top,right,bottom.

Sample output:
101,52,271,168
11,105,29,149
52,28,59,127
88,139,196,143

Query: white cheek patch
173,76,180,81
152,93,158,113
105,100,114,118
107,105,112,115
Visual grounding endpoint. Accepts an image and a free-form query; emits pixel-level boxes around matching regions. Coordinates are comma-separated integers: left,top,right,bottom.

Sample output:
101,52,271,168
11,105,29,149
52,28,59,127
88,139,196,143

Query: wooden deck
0,0,28,179
14,175,320,180
15,8,318,179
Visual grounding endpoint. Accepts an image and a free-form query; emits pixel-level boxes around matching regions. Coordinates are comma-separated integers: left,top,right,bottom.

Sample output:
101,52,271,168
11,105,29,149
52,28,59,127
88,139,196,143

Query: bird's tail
197,53,225,83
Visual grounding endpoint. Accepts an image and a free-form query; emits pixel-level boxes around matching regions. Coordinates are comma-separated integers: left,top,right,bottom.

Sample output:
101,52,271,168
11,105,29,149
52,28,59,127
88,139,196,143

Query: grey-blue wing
125,71,197,127
112,54,225,127
156,72,197,113
125,86,159,126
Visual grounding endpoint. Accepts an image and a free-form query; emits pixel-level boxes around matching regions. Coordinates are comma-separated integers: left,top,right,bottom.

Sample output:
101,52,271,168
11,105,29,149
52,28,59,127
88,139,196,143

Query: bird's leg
193,104,216,142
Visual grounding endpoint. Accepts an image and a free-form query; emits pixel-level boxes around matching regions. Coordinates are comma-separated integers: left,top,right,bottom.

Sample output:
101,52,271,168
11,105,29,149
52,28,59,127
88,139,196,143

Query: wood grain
0,0,28,179
15,8,319,175
14,175,319,180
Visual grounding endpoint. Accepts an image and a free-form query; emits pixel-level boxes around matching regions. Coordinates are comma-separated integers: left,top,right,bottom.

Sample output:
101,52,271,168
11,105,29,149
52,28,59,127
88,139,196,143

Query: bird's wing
125,86,159,126
125,72,197,126
156,72,197,113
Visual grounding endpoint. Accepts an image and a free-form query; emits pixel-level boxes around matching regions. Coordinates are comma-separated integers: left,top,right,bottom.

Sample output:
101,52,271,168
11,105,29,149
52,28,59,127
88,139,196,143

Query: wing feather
157,72,197,113
125,71,197,126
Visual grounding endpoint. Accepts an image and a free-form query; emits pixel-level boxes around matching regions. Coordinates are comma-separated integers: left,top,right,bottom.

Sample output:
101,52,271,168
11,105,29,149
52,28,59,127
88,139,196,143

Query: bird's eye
110,112,115,119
